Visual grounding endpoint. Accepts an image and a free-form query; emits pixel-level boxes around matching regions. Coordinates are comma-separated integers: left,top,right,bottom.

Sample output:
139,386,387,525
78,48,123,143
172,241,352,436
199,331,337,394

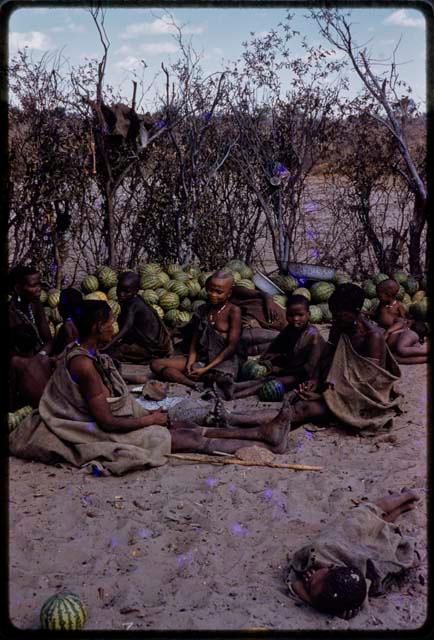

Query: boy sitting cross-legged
231,295,325,399
151,269,243,398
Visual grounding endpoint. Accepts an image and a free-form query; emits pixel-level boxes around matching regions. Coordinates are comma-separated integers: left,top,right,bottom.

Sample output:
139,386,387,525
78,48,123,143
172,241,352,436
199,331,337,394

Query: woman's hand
189,366,208,380
185,358,197,376
296,380,322,401
264,296,278,323
144,410,168,426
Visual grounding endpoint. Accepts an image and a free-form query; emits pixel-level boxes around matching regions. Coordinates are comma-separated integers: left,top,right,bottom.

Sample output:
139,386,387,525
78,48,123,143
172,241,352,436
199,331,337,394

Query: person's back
52,287,83,355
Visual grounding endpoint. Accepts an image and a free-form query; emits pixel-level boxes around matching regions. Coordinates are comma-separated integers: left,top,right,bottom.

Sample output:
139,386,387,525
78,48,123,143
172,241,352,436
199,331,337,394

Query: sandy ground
8,346,428,632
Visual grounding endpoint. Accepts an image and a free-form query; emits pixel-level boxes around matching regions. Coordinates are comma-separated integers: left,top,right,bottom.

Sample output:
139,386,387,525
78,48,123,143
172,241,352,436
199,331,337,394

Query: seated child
151,269,242,398
287,489,420,618
375,279,429,364
231,295,325,399
10,325,54,410
52,287,83,355
102,271,172,364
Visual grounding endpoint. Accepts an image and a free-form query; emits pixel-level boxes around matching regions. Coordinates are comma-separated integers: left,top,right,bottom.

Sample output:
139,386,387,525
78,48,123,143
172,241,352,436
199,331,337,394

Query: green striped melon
226,259,246,272
139,263,162,276
140,289,159,305
404,276,419,296
271,275,297,294
186,279,201,297
159,292,180,311
8,405,33,433
396,285,406,301
173,271,191,282
167,281,190,298
39,290,48,304
318,303,332,322
140,275,161,291
180,297,192,311
40,592,87,630
370,298,380,314
392,271,408,285
410,298,428,321
97,267,117,290
258,380,285,402
81,275,99,295
50,307,62,325
272,295,287,309
192,300,206,312
108,300,121,318
402,293,412,306
198,287,209,300
166,264,183,276
363,280,377,299
151,304,164,319
237,278,255,290
238,265,254,279
185,265,201,278
48,321,55,337
309,305,323,323
164,309,179,326
373,273,389,285
310,282,335,304
198,271,213,287
155,287,167,298
84,291,108,301
412,291,425,303
232,271,242,283
55,322,63,336
240,360,268,381
107,287,118,301
177,310,192,324
293,288,311,301
112,321,119,335
157,271,171,287
47,290,61,308
332,271,352,285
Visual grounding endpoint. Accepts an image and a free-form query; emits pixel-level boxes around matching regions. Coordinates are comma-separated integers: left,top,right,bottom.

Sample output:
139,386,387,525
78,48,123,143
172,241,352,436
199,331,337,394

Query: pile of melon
40,262,428,336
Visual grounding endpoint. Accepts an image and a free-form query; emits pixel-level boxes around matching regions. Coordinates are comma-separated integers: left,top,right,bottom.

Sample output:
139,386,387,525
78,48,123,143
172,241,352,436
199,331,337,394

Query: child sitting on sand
102,271,172,364
375,279,429,364
286,489,420,618
151,269,243,398
231,295,325,399
10,325,54,410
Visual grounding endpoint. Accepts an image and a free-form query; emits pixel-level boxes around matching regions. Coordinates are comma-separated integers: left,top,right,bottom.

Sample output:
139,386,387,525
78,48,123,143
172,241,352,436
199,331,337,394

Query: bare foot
260,399,292,453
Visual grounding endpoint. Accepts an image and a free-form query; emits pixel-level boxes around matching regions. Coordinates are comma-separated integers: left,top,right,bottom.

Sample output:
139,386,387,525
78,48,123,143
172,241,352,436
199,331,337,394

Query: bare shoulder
228,302,241,317
68,354,98,378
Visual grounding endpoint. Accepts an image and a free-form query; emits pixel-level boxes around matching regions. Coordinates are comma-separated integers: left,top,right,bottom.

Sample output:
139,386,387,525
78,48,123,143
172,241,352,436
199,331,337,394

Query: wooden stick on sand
165,453,322,472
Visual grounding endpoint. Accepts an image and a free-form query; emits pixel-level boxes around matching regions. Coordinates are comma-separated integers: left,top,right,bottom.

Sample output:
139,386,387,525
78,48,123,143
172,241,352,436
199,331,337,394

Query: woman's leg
150,356,197,389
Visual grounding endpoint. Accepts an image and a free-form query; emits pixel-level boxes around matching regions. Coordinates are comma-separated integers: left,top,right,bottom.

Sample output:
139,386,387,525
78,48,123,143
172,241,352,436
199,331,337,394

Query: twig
211,450,235,457
166,453,322,472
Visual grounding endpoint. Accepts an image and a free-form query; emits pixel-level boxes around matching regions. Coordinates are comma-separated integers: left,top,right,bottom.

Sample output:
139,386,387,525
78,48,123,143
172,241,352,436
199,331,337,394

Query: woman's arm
69,356,167,431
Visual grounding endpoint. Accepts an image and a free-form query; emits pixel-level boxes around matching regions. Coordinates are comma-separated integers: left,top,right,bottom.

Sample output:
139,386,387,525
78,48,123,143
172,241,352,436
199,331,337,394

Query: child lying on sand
286,489,420,618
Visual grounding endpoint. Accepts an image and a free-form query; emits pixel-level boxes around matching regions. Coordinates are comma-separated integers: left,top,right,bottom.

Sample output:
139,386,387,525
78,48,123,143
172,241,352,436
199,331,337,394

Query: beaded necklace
208,302,228,327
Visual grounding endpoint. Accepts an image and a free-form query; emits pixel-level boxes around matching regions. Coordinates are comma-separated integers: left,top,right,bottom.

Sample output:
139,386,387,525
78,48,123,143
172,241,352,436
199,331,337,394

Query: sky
8,5,428,110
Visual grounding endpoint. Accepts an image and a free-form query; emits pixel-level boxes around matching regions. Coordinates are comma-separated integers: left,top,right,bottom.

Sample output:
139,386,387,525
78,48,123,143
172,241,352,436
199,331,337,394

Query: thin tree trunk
408,198,426,276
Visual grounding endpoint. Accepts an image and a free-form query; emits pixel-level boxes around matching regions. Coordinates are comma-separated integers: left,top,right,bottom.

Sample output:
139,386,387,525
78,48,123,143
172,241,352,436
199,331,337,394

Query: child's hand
296,380,321,401
265,296,279,323
185,359,196,376
147,410,168,426
189,367,208,380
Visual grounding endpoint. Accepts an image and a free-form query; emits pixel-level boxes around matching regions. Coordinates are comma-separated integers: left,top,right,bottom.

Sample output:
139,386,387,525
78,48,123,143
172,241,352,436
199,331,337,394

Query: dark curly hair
328,284,365,314
312,566,367,616
9,264,39,291
70,301,111,340
58,287,83,320
286,294,309,311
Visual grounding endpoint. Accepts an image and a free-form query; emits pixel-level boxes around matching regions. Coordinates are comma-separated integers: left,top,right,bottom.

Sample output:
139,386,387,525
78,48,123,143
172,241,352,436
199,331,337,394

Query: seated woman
374,279,429,364
10,301,292,475
286,283,402,433
9,265,53,356
287,489,420,618
9,325,54,411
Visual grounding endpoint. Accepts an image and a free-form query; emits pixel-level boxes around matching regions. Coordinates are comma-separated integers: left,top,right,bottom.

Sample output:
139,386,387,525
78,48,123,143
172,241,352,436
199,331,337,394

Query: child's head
411,320,429,344
71,301,113,345
9,265,41,303
376,279,399,305
58,287,83,320
206,269,234,305
117,271,140,303
309,566,367,616
328,284,365,331
11,325,40,356
286,295,310,328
